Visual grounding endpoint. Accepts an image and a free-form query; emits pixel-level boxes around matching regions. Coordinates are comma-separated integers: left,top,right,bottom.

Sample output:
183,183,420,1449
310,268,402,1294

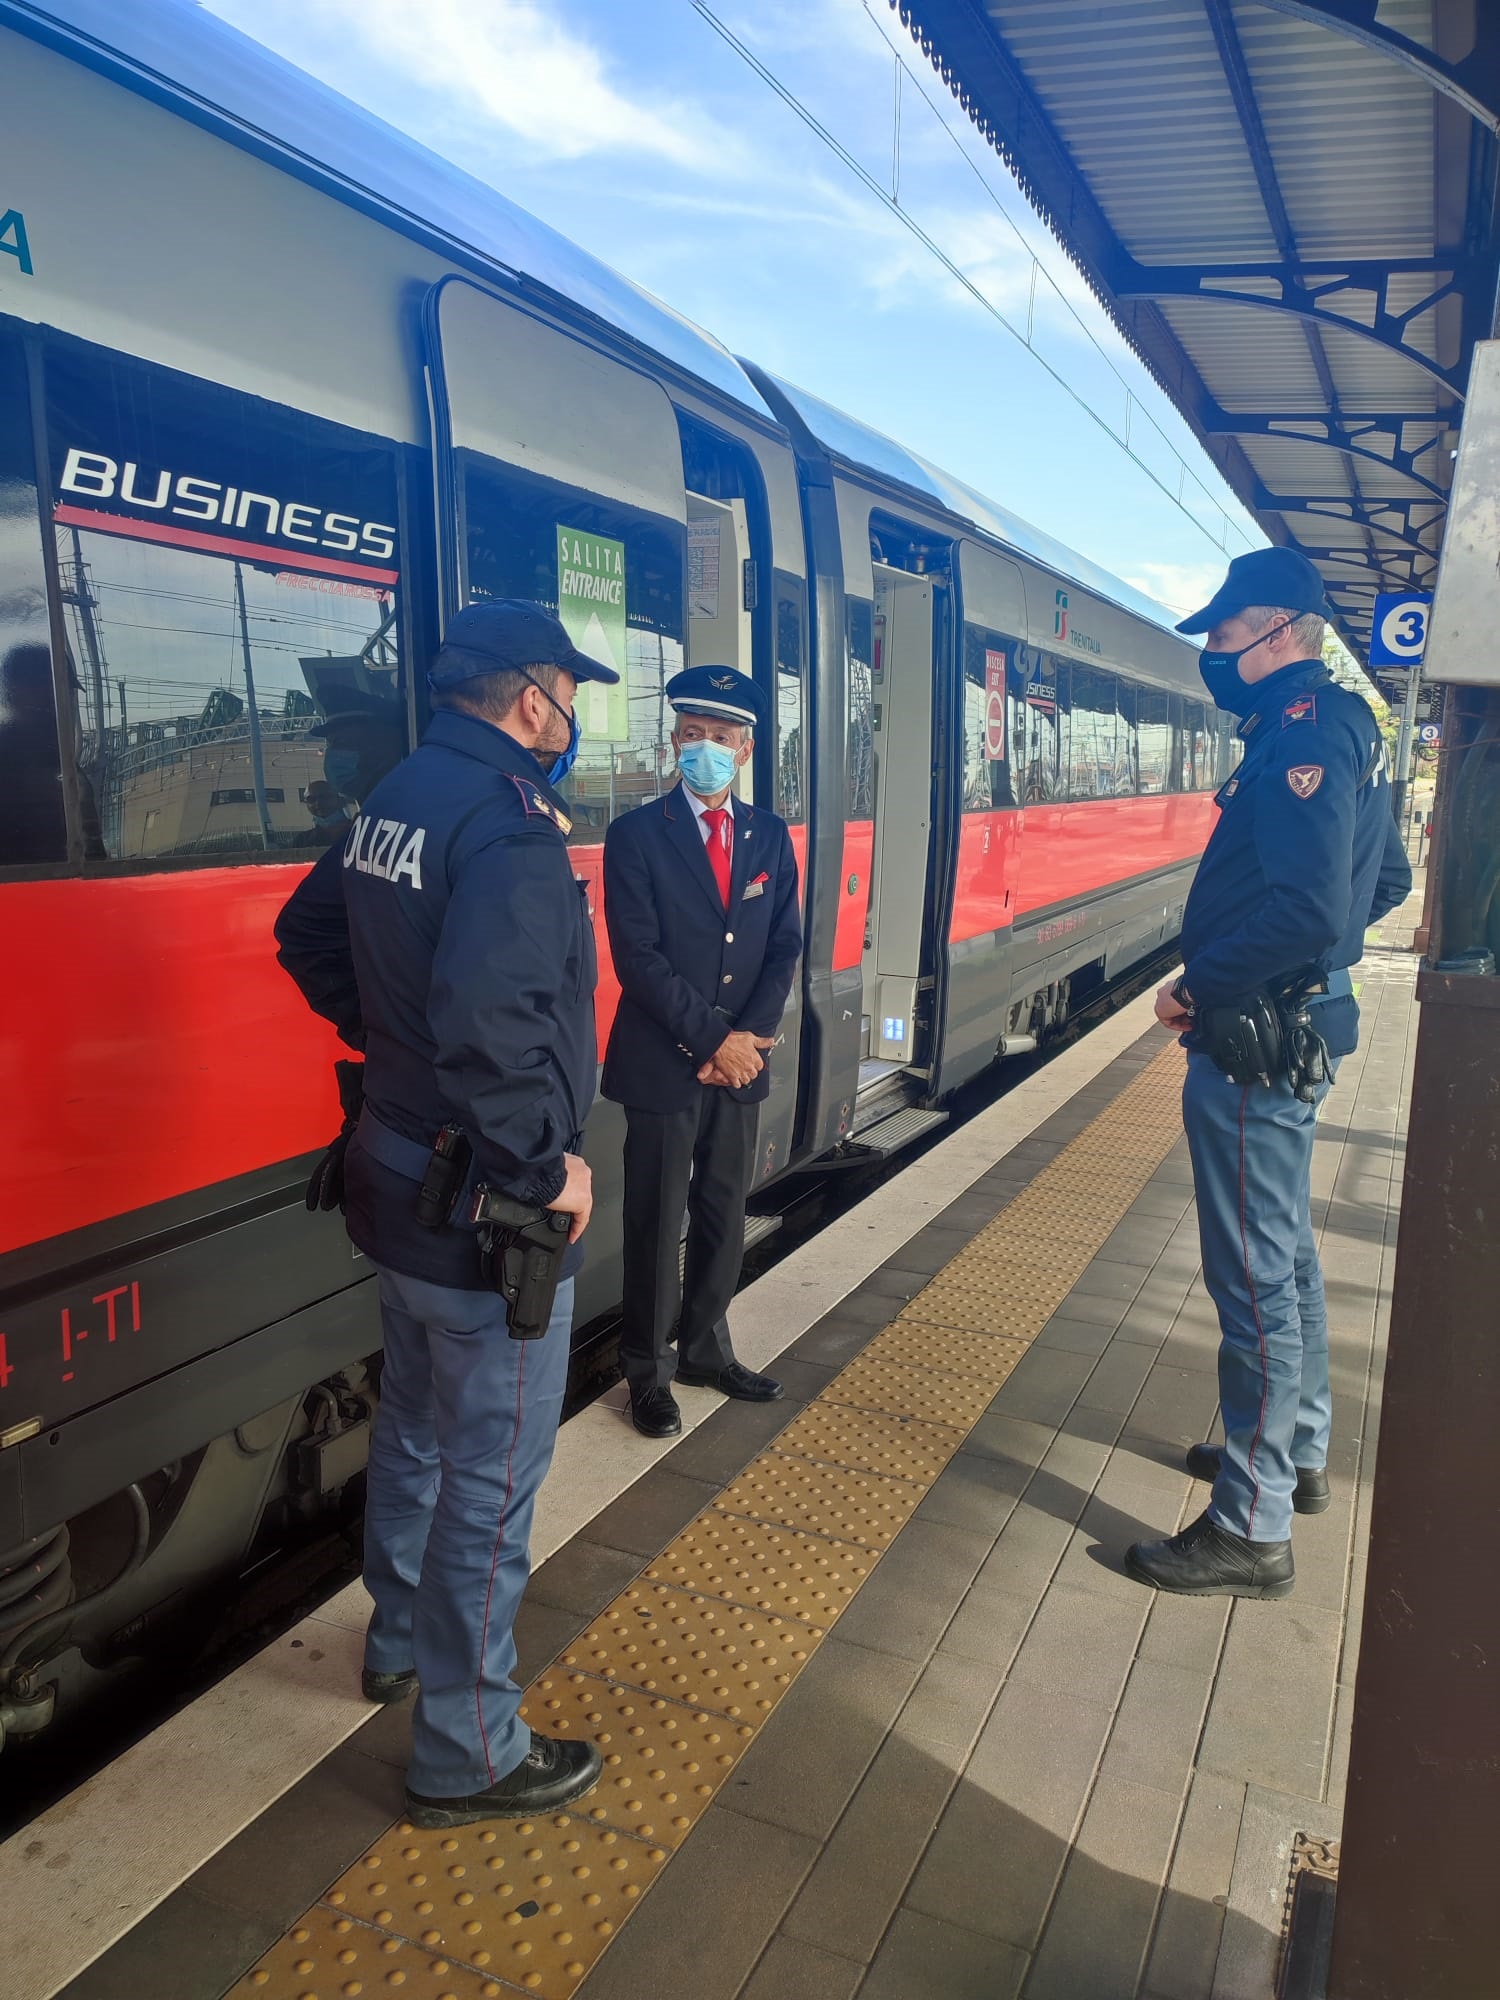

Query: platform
17,890,1421,2000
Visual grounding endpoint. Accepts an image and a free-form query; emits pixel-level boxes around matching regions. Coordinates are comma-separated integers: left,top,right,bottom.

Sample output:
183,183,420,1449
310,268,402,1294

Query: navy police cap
428,598,620,691
1175,548,1332,635
666,664,765,730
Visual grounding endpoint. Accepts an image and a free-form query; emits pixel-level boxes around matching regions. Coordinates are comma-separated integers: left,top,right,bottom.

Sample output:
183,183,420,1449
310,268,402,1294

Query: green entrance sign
556,527,627,739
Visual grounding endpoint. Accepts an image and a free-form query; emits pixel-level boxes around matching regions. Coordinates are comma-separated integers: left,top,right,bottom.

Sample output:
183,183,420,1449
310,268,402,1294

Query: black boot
361,1667,418,1705
405,1730,603,1829
1185,1443,1331,1515
1125,1510,1294,1599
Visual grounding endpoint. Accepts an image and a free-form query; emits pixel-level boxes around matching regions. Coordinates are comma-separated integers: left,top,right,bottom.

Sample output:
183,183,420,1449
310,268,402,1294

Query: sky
200,0,1265,621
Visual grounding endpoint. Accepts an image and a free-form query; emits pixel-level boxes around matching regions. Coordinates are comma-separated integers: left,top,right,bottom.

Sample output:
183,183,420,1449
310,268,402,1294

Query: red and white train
0,0,1228,1753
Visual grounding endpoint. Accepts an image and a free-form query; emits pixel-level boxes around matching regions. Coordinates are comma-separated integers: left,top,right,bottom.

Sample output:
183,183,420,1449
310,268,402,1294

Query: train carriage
0,0,1225,1760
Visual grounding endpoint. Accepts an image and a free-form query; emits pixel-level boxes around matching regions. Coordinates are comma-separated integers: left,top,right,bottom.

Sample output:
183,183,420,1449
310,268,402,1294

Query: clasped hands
697,1029,774,1090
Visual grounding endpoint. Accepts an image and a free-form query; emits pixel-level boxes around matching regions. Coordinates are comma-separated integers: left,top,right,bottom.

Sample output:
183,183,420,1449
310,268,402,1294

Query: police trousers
619,1092,756,1398
1182,1049,1335,1544
362,1265,573,1796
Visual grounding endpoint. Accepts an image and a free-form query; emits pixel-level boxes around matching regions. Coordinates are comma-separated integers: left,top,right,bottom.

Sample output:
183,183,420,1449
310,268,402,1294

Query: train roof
9,0,776,420
766,375,1188,640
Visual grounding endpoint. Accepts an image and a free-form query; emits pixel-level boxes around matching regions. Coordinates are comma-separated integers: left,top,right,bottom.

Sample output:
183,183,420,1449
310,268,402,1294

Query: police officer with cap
274,598,615,1825
1125,549,1411,1600
602,665,803,1438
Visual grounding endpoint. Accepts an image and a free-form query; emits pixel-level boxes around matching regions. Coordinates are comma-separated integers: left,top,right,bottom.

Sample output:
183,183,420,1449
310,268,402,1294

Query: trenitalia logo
57,450,397,571
1054,589,1068,641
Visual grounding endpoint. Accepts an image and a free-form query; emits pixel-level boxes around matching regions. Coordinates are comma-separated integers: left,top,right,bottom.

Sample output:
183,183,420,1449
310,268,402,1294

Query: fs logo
1054,590,1069,641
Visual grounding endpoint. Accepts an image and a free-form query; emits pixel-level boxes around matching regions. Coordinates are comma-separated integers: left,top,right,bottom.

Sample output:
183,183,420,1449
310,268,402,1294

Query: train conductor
602,665,803,1438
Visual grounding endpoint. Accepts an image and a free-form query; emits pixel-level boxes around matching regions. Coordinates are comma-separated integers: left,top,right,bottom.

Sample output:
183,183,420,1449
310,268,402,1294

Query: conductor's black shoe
361,1666,418,1704
677,1359,784,1402
630,1387,683,1438
1125,1510,1295,1600
1185,1443,1331,1515
404,1731,603,1829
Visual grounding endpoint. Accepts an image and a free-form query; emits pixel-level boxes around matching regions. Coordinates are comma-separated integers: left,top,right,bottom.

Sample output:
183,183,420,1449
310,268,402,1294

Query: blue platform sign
1368,592,1432,667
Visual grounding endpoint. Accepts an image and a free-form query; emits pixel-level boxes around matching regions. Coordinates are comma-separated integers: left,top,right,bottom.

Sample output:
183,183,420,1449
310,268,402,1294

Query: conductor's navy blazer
601,785,802,1113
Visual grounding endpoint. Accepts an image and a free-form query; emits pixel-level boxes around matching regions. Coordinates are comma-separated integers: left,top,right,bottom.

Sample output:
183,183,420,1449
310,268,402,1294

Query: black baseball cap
666,664,766,729
427,598,620,690
1175,548,1332,635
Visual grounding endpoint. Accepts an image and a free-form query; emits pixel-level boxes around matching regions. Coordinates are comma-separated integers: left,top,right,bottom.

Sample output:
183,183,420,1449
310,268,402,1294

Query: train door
426,273,692,1329
862,563,936,1075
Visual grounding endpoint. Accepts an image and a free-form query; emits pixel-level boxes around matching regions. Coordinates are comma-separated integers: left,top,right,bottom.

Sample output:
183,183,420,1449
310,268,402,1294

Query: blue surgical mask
546,709,581,786
678,740,739,796
322,749,360,790
1198,619,1293,715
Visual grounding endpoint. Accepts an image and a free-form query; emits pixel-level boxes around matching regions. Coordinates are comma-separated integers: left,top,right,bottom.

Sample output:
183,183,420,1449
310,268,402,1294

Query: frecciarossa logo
56,449,398,575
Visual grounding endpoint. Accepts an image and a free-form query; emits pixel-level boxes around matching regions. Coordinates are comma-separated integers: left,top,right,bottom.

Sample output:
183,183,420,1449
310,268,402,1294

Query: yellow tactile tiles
227,1042,1185,2000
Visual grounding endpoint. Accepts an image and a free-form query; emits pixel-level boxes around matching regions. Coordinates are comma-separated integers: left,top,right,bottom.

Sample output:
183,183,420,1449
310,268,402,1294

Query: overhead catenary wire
690,0,1256,564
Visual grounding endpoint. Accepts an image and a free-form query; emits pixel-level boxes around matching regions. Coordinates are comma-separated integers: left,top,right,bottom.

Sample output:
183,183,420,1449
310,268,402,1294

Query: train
0,0,1231,1759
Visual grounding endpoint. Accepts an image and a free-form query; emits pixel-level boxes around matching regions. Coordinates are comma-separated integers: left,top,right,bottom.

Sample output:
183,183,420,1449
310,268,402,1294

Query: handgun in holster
467,1184,571,1340
1269,967,1333,1104
1196,967,1331,1101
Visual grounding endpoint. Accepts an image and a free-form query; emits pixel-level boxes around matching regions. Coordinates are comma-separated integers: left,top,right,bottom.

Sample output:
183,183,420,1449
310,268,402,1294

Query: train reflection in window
54,524,402,861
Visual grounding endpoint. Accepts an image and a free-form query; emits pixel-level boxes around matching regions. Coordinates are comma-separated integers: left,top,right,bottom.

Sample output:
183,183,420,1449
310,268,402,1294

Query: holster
468,1184,571,1340
1195,967,1331,1102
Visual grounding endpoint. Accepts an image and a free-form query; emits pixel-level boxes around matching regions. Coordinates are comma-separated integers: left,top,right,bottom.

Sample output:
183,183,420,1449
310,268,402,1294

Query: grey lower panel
13,1279,383,1541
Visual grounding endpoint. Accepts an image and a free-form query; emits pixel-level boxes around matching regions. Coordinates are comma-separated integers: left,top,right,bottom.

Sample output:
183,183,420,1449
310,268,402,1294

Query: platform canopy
892,1,1500,661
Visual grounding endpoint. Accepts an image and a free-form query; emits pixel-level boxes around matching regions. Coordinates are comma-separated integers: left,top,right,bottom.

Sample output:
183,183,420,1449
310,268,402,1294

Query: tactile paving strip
226,1041,1187,2000
644,1510,877,1624
713,1450,924,1548
317,1813,669,1997
518,1670,755,1847
771,1402,965,1485
824,1349,1017,1428
226,1902,499,1999
554,1582,820,1718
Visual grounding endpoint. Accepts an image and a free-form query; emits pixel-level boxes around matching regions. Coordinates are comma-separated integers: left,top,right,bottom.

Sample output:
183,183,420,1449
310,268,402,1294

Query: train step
852,1105,949,1158
677,1211,782,1273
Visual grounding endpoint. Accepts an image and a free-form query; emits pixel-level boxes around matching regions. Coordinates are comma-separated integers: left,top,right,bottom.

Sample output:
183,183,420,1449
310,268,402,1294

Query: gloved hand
305,1059,365,1212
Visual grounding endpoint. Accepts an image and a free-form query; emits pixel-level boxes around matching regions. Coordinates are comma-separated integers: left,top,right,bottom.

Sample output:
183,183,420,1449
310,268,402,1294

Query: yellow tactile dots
557,1583,820,1717
229,1041,1187,2000
644,1511,877,1624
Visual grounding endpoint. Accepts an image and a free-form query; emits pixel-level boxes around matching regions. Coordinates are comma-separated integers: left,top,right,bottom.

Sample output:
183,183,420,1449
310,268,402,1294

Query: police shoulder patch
1282,694,1318,726
509,775,573,835
1286,763,1324,799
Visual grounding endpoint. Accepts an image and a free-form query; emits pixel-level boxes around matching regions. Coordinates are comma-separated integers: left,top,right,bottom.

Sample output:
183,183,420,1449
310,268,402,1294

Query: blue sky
201,0,1263,620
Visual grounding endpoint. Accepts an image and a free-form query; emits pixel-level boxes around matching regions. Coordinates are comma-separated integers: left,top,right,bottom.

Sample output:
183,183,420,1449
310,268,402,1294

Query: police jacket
601,786,802,1113
275,708,597,1288
1179,660,1412,1053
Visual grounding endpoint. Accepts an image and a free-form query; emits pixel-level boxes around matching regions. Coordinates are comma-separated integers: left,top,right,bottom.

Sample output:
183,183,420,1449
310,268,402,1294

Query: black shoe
630,1387,683,1438
1125,1510,1295,1599
676,1359,784,1402
362,1666,418,1705
1185,1443,1331,1515
405,1730,603,1829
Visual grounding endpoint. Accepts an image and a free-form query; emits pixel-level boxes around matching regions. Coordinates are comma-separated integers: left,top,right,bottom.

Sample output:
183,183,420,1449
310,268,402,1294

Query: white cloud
1121,561,1227,618
288,0,727,167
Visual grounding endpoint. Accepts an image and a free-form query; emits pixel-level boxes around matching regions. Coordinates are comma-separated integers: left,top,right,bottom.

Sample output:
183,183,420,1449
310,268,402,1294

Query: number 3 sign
1368,592,1431,667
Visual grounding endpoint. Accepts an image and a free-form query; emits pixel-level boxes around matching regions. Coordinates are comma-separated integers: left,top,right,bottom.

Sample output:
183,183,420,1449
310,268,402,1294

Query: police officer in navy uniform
603,666,803,1438
274,600,615,1826
1125,549,1412,1600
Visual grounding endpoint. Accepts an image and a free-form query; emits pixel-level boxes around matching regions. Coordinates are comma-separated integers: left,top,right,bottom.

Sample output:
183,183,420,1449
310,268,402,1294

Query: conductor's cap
666,664,765,729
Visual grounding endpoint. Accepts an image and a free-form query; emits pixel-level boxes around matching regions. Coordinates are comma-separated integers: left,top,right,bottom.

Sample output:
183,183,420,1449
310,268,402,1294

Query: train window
460,450,686,842
1114,682,1141,796
961,625,1016,810
774,572,806,825
1137,688,1173,794
1064,666,1120,801
1010,644,1061,803
42,337,407,865
846,597,876,819
0,323,68,867
1180,699,1211,789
